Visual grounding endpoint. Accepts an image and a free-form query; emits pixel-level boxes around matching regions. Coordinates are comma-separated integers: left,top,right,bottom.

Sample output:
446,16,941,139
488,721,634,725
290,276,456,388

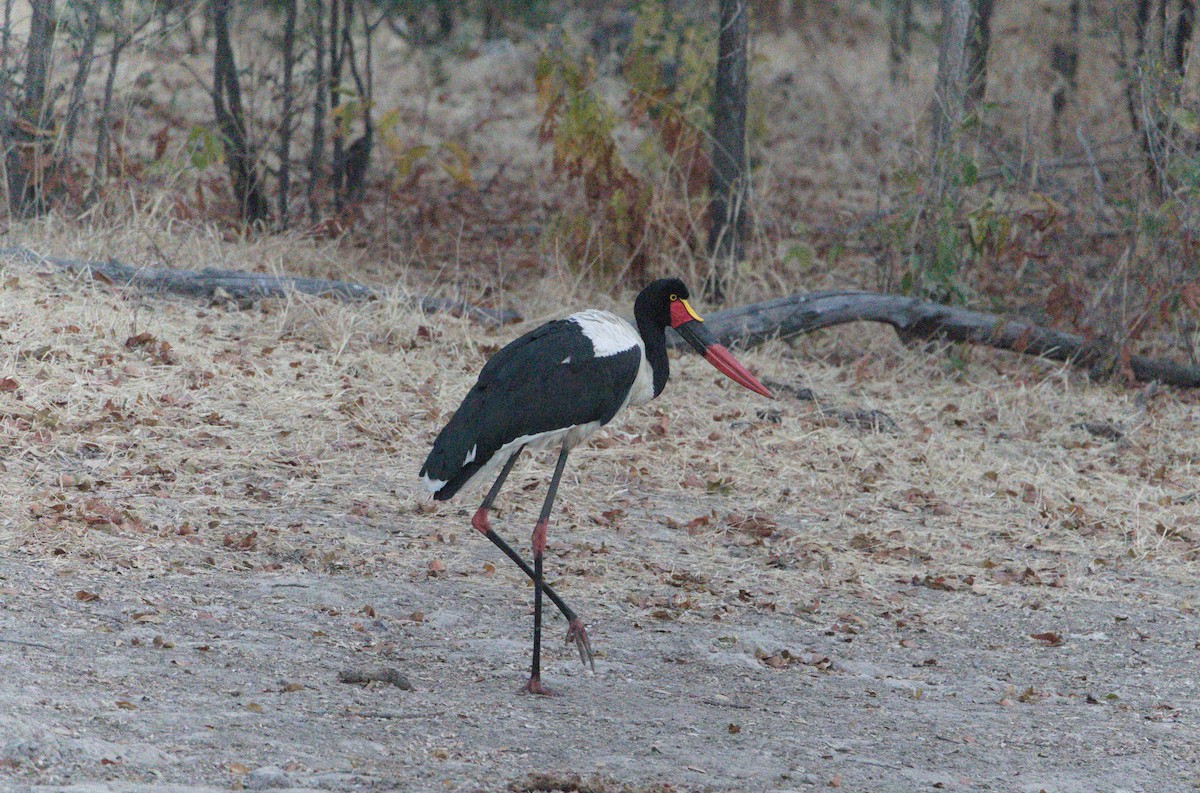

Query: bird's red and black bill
669,298,774,399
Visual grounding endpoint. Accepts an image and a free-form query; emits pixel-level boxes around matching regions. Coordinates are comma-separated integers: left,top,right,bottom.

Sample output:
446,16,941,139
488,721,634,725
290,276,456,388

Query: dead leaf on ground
727,512,778,538
1030,631,1064,646
223,530,257,551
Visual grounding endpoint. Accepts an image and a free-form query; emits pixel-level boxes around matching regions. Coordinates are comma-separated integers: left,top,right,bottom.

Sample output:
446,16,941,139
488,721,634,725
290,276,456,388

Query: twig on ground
0,638,56,651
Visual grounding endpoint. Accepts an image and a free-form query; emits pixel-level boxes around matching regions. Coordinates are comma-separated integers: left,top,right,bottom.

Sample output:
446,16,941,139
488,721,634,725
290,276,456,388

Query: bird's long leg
524,445,570,695
471,447,593,671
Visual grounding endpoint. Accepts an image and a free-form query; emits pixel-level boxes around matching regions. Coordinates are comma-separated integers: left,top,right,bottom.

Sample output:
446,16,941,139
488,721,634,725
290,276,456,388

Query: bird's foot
566,618,594,671
521,675,557,696
471,507,491,535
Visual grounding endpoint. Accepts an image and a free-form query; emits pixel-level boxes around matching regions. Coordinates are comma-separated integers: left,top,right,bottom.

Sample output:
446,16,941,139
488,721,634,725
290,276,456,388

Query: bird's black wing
420,318,641,500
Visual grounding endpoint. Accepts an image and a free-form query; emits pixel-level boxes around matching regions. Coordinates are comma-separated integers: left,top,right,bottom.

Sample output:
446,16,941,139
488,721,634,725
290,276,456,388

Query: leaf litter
0,228,1198,789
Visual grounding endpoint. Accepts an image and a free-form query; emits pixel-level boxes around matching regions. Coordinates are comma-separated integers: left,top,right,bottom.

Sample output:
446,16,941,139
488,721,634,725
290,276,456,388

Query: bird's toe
566,618,595,671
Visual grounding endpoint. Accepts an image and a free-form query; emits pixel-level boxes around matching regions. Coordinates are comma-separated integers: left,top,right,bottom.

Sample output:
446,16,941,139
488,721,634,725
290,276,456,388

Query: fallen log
677,290,1200,389
0,246,521,327
7,247,1194,387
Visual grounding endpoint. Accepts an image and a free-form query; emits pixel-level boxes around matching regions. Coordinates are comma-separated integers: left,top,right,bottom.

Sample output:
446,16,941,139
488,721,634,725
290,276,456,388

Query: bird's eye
669,294,678,301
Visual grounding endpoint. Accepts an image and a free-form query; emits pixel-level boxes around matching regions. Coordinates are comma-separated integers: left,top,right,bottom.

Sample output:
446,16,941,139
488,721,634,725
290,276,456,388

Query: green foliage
905,199,967,304
377,108,475,189
186,126,223,170
534,2,716,284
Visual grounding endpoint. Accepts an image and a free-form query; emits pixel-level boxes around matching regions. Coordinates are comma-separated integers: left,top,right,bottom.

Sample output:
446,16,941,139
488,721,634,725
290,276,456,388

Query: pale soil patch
1,245,1199,792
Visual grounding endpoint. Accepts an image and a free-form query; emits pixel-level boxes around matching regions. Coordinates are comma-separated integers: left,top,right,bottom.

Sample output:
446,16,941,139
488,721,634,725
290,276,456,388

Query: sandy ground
2,4,1198,790
2,502,1198,793
0,248,1197,791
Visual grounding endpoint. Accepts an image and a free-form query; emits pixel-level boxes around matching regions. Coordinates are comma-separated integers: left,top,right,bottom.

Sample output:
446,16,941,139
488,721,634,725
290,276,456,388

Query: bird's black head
633,276,775,401
634,278,692,330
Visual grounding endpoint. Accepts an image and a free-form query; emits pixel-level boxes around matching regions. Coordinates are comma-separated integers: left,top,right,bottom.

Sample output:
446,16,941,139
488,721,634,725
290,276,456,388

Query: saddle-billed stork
419,278,773,693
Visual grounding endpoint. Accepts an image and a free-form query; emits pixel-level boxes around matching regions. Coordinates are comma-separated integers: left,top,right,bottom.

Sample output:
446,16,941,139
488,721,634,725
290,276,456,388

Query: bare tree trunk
86,0,124,207
1123,0,1157,189
1120,0,1195,198
211,0,269,224
6,0,56,218
22,0,54,120
60,0,100,165
1050,0,1080,148
887,0,914,83
1174,0,1195,75
277,0,298,227
910,0,973,299
706,0,749,304
329,0,346,213
306,0,327,222
338,0,379,206
964,0,994,112
928,0,972,207
0,0,13,86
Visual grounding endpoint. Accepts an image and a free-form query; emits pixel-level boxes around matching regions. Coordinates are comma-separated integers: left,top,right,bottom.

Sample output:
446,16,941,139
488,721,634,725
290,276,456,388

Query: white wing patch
463,444,477,465
570,309,641,358
561,356,571,364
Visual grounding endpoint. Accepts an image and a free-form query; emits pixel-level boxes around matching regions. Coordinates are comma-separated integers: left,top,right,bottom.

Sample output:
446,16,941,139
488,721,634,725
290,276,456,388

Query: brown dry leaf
1017,686,1043,703
727,512,778,538
727,723,741,734
228,762,250,775
428,559,447,577
648,414,669,437
245,702,264,713
1030,631,1064,647
125,332,156,349
591,508,624,527
0,378,19,392
115,701,136,710
915,574,972,591
223,530,258,551
75,590,100,602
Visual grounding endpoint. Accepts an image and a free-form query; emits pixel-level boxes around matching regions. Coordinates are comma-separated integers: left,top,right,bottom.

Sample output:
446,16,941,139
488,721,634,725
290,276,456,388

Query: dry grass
3,221,1198,627
3,1,1197,627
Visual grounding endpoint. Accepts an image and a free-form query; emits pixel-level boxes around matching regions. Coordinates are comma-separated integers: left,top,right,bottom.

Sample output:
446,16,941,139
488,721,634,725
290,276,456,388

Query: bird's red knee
532,519,548,556
471,508,491,535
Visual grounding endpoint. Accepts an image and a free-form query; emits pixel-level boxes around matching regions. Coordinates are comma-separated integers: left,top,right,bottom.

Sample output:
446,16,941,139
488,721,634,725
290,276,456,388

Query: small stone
245,765,291,790
338,667,412,690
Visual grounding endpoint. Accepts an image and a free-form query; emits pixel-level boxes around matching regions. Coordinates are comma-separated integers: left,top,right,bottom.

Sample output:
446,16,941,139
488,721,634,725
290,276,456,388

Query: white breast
569,309,655,411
